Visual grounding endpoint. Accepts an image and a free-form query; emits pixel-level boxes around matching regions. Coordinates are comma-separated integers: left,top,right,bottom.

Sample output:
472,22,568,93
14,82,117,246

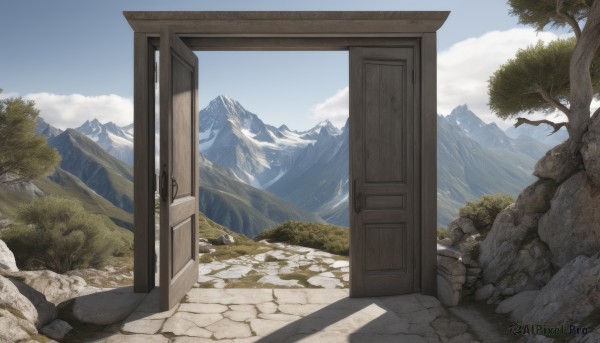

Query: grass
255,221,349,256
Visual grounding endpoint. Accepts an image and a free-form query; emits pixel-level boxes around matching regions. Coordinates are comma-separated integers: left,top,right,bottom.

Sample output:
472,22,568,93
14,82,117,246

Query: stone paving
197,242,350,289
88,288,481,343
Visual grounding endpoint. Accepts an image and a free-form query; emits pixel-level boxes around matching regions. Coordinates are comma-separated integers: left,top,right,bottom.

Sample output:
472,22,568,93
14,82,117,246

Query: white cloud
438,28,564,128
310,86,349,128
20,93,133,130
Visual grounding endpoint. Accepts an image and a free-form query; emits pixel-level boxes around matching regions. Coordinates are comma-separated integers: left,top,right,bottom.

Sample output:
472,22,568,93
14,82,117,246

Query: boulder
581,116,600,186
495,290,539,317
40,319,73,340
533,140,581,183
0,308,37,342
216,234,235,246
538,172,600,268
0,274,39,326
0,239,18,272
5,269,96,304
474,284,495,301
448,217,477,234
73,286,147,325
437,255,466,306
10,278,57,328
199,242,213,253
515,254,600,326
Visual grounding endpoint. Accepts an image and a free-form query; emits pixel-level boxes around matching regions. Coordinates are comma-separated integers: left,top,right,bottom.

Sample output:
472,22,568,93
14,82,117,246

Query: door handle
160,165,168,202
171,176,179,200
353,179,362,213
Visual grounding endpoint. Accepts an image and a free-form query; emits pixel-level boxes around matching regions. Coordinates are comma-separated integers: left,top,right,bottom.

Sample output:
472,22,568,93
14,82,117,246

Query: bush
0,196,128,273
255,221,349,256
458,194,514,229
437,227,448,239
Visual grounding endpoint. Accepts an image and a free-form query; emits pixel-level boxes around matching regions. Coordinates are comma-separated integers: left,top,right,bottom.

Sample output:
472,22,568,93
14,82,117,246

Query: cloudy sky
0,0,574,130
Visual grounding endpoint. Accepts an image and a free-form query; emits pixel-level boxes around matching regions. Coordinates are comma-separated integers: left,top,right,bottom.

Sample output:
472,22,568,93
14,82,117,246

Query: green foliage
459,194,515,229
255,221,349,256
0,97,60,183
0,196,132,273
437,227,448,240
508,0,592,32
488,38,600,119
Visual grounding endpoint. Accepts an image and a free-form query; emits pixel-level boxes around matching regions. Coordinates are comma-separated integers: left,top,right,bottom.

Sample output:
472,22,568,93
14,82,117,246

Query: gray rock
495,290,539,316
534,140,581,183
449,217,477,234
437,244,462,259
199,242,213,253
216,234,235,245
0,274,38,326
0,218,13,229
538,172,600,268
0,308,37,342
478,186,553,294
10,278,57,328
73,286,146,325
581,117,600,186
7,269,95,304
517,254,600,326
40,319,73,340
437,256,466,306
0,239,18,272
474,284,495,301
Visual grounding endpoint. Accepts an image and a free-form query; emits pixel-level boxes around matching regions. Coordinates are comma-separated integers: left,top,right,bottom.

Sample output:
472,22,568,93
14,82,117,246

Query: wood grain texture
159,27,199,311
133,32,155,293
350,46,417,297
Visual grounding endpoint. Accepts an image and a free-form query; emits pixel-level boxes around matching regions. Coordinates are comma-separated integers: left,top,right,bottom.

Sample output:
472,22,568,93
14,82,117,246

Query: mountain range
0,96,561,237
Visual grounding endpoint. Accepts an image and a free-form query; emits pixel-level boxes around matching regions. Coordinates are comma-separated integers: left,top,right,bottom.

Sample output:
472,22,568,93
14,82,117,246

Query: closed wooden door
159,28,199,310
349,46,420,297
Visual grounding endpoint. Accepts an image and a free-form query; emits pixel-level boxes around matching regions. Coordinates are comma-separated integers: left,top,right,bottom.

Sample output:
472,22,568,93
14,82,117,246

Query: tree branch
515,117,568,135
556,0,583,38
534,84,572,116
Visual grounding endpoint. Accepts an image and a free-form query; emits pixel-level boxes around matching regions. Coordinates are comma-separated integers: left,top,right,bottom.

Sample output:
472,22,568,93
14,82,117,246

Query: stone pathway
86,288,481,343
197,242,349,289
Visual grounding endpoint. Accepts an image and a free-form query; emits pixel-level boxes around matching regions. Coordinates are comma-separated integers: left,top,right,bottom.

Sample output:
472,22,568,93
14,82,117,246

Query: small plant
0,196,131,273
459,194,514,229
437,227,448,239
255,221,349,256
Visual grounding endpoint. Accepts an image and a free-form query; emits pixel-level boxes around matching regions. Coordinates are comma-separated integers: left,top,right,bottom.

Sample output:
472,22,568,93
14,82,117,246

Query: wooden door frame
125,11,448,297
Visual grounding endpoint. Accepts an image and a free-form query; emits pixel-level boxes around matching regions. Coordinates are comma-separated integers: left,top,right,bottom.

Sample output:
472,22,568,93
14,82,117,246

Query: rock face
502,254,600,328
533,140,581,183
0,274,39,326
478,180,554,297
0,239,18,272
538,172,600,268
10,278,57,328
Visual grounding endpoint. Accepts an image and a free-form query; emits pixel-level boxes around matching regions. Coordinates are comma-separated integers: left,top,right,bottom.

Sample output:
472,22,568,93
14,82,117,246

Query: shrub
437,227,448,239
458,194,514,229
1,196,127,273
255,221,349,256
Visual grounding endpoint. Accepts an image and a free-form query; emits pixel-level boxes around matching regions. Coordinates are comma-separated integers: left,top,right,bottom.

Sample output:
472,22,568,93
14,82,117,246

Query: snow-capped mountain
199,95,330,188
76,119,134,166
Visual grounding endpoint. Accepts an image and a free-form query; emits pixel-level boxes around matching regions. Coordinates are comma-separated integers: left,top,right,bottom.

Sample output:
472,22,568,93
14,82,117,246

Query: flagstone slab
307,275,342,289
258,275,303,287
259,312,302,321
249,318,299,337
331,260,349,269
99,334,170,343
256,301,278,314
213,265,252,279
187,288,273,304
161,312,221,337
207,318,252,339
277,303,329,316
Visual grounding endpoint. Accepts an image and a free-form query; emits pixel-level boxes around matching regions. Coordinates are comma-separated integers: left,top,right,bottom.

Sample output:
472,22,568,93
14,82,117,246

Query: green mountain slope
0,167,132,230
200,156,325,238
48,129,133,213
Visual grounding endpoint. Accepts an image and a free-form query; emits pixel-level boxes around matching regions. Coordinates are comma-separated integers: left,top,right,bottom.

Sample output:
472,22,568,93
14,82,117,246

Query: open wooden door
159,28,199,310
349,46,420,297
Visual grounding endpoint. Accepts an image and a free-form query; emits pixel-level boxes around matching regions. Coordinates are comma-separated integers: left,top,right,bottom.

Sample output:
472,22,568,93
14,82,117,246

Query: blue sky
0,0,570,130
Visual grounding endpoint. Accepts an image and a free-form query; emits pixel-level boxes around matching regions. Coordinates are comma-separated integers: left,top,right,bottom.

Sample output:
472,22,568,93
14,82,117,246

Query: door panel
350,47,419,297
160,27,199,311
